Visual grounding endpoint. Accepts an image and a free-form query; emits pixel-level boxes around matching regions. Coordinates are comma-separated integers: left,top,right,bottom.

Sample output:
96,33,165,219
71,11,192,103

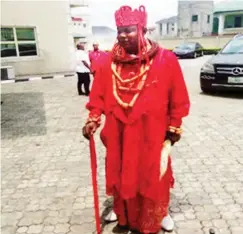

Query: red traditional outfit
85,5,190,234
89,49,107,74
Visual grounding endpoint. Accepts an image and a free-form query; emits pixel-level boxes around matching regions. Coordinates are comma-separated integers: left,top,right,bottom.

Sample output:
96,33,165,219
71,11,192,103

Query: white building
155,16,178,38
178,0,214,37
1,0,91,78
70,1,93,48
213,0,243,35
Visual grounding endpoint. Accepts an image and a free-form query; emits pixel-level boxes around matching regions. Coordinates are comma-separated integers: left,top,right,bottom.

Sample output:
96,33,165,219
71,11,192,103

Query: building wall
178,0,214,37
70,4,93,46
1,0,76,77
158,35,233,49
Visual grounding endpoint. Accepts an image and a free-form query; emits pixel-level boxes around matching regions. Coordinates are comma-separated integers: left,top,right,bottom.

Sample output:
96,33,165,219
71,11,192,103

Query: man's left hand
165,131,181,145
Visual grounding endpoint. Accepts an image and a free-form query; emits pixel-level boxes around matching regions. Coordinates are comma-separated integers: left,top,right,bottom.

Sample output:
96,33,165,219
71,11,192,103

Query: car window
198,44,202,48
221,38,243,54
178,43,195,50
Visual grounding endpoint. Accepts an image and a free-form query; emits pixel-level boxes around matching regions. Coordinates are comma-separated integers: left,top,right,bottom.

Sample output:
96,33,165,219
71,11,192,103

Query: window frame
1,26,39,59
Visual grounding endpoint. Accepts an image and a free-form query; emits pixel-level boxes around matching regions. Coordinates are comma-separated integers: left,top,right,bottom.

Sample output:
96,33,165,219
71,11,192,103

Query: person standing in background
89,42,107,77
76,43,91,96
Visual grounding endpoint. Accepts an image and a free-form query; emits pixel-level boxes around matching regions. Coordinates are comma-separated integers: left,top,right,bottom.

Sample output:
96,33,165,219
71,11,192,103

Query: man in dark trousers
75,43,91,96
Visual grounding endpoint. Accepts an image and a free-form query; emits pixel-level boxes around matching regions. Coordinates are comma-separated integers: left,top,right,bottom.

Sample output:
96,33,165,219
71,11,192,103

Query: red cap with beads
115,5,147,28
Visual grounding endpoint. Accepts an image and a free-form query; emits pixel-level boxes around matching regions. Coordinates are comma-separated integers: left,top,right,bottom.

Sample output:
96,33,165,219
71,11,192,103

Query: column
218,14,225,35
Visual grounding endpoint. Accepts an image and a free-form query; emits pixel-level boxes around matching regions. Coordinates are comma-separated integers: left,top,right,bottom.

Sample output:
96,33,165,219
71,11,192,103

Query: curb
1,74,75,84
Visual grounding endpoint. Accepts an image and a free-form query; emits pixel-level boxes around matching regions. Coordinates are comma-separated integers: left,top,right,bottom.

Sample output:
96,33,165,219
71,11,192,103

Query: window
221,37,243,54
166,23,169,34
83,23,86,28
207,15,210,23
225,15,243,28
192,15,198,22
1,27,37,58
159,23,163,35
196,43,202,49
235,16,242,28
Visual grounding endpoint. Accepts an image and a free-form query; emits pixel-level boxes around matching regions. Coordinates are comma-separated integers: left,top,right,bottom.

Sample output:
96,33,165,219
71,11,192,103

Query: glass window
178,43,196,50
16,28,35,41
192,15,198,22
1,44,17,57
166,23,169,34
235,16,242,28
221,38,243,54
225,15,243,28
1,27,37,58
160,23,163,34
207,15,210,23
1,28,15,41
18,44,37,56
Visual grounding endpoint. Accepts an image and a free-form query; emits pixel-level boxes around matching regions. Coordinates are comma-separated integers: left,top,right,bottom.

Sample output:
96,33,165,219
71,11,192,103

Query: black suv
200,34,243,92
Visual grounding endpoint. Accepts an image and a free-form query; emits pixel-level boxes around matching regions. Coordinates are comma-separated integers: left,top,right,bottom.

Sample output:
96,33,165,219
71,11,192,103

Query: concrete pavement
1,57,243,234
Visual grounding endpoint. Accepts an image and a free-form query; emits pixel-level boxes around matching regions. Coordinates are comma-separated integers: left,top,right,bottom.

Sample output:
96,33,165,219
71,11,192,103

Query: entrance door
212,17,219,34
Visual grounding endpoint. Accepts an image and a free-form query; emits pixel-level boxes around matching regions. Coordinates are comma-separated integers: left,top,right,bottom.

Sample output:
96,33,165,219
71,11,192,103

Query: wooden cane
89,135,101,234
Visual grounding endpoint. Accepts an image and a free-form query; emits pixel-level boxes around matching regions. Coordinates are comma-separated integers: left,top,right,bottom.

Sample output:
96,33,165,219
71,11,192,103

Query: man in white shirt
76,43,91,96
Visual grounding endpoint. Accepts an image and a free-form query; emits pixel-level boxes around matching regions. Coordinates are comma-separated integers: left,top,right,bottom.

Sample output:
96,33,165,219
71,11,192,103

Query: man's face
117,25,139,53
93,44,99,51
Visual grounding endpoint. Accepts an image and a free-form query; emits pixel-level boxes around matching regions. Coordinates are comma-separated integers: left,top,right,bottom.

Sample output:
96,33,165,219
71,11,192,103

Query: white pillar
218,14,225,35
162,23,167,36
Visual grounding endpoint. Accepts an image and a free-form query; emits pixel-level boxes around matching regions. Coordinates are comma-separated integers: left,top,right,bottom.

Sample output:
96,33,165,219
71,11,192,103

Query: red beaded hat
115,5,147,28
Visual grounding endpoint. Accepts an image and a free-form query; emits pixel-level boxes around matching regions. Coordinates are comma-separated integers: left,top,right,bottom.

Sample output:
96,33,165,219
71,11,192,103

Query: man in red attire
83,5,190,234
89,42,106,76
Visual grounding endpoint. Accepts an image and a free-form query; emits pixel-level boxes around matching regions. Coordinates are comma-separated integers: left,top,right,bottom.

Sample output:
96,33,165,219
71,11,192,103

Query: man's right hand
82,122,98,140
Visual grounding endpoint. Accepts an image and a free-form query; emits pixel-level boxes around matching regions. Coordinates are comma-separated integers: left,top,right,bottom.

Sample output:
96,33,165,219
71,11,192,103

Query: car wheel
193,52,197,58
201,51,204,56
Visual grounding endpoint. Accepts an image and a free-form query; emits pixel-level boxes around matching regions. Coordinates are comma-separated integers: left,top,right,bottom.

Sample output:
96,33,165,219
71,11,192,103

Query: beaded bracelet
168,126,183,135
86,114,101,127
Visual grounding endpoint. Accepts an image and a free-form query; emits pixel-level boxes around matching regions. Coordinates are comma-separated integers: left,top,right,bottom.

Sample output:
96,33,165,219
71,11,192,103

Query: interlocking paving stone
2,58,243,234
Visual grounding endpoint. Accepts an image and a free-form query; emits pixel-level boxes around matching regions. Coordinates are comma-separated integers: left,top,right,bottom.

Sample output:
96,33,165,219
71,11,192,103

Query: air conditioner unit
1,66,15,80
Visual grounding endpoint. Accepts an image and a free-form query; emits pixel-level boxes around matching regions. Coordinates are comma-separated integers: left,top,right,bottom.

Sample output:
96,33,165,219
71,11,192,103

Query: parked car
200,34,243,93
173,42,204,58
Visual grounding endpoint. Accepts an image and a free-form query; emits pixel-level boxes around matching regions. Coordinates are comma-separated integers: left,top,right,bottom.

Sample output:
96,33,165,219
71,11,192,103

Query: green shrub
202,48,221,55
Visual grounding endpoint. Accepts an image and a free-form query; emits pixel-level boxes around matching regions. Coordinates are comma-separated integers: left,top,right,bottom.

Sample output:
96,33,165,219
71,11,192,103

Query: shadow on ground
1,92,46,139
200,91,243,99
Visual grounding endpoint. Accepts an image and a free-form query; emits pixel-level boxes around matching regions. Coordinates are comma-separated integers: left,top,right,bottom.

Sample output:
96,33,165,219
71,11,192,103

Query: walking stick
89,135,101,234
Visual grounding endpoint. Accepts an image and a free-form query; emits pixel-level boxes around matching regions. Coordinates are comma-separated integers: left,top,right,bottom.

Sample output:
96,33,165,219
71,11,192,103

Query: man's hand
92,70,96,76
165,131,181,146
82,122,98,140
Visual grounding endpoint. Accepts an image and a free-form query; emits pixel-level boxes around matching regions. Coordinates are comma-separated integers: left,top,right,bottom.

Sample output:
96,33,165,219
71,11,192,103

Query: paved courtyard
1,56,243,234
